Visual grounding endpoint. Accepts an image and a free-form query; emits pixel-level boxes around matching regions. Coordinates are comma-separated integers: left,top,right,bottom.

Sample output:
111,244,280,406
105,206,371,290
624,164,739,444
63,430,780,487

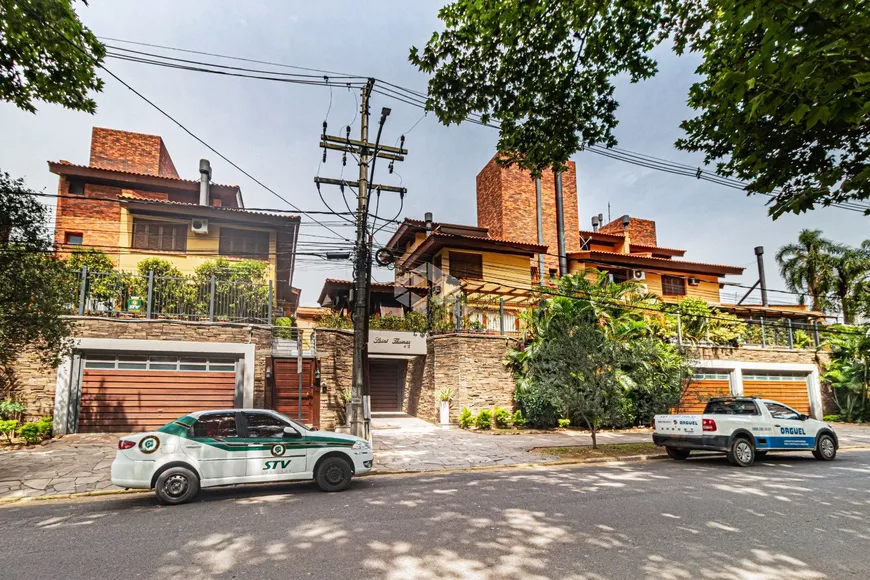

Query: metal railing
674,313,821,350
272,327,316,356
72,266,274,324
432,296,524,337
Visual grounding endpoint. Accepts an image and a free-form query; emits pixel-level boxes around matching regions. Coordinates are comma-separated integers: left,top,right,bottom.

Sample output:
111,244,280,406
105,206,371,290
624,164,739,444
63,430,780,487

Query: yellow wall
568,261,722,303
117,207,278,282
438,249,532,297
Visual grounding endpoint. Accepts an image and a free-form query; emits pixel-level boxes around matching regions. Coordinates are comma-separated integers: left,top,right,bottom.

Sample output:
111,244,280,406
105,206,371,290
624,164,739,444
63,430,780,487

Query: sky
1,1,867,307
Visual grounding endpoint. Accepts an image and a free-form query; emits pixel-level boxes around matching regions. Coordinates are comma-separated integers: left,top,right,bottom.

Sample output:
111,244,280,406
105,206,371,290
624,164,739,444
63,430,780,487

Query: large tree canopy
0,0,104,113
411,0,870,218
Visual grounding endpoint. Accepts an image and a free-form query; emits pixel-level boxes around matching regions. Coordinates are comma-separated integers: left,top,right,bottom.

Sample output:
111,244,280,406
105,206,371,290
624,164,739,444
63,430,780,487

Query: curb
0,488,146,505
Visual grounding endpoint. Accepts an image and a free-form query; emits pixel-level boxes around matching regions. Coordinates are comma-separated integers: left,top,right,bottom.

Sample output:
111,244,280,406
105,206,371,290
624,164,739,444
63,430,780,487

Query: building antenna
607,202,611,223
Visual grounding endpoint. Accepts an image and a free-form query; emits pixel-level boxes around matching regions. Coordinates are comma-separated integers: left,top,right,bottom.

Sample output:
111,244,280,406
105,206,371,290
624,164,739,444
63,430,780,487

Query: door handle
774,425,780,428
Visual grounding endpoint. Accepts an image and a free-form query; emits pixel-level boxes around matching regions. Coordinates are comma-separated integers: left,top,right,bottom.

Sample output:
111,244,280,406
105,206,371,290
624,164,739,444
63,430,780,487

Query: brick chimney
476,156,580,274
599,216,657,247
89,127,179,178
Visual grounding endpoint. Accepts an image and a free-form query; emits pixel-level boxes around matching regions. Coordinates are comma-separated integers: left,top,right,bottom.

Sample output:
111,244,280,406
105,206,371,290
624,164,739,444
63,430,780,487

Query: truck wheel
666,447,690,460
726,437,755,467
316,456,353,492
812,433,837,461
154,466,200,505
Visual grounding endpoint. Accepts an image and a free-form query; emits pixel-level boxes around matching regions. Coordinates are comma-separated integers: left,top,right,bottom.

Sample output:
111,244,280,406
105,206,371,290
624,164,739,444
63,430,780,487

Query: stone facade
313,329,353,430
8,318,273,421
693,345,829,366
476,156,580,274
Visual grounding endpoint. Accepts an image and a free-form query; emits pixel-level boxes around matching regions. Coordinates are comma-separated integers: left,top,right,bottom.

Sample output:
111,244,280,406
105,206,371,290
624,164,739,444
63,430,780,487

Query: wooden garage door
743,374,810,413
369,360,402,412
79,354,237,433
271,358,319,427
675,373,731,414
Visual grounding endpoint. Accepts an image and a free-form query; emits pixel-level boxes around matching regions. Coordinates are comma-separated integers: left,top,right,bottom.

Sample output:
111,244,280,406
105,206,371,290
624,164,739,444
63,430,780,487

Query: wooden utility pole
313,79,408,439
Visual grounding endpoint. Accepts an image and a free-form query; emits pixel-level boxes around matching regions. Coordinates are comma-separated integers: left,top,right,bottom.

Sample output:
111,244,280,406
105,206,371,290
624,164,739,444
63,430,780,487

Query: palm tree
776,230,838,313
832,245,870,324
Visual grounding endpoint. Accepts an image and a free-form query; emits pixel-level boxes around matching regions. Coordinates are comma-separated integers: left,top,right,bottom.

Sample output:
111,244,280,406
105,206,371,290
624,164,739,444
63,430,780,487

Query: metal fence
72,267,274,324
673,313,822,350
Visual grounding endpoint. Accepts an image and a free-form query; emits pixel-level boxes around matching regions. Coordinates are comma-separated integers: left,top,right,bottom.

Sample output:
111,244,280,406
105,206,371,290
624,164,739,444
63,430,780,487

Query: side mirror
799,414,809,421
283,426,301,438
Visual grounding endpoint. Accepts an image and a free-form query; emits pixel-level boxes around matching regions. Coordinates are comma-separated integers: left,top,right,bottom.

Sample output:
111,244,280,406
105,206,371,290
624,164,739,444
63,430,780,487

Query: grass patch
532,442,661,459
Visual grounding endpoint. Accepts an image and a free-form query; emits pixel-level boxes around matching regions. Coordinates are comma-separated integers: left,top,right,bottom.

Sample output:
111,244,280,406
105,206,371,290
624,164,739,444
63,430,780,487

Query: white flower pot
440,401,450,425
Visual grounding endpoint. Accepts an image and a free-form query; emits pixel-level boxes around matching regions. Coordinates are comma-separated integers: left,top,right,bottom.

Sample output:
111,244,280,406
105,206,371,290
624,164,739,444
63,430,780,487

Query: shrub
0,399,25,420
514,385,559,428
438,388,454,402
273,316,296,339
794,329,813,349
823,414,842,422
37,416,53,439
558,418,571,428
458,407,473,429
493,407,511,429
18,422,42,445
511,409,526,428
475,409,493,430
0,419,18,443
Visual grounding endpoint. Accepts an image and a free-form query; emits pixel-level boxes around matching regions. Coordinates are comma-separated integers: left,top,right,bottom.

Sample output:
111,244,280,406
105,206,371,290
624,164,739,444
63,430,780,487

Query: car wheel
727,437,755,467
154,466,200,505
316,456,353,492
812,433,837,461
665,447,690,460
755,451,768,458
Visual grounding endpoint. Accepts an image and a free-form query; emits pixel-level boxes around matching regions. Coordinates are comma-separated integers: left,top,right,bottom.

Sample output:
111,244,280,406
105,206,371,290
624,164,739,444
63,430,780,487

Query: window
65,232,83,245
219,227,270,260
531,266,538,283
68,181,85,195
703,400,760,415
764,402,801,420
449,252,483,280
548,268,558,280
694,373,730,381
662,275,686,297
244,412,292,439
83,354,236,372
610,269,630,284
132,220,187,252
193,413,238,438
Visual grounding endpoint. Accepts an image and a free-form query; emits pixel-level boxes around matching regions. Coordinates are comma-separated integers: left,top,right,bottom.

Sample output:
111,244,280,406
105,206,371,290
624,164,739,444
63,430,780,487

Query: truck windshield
703,400,759,415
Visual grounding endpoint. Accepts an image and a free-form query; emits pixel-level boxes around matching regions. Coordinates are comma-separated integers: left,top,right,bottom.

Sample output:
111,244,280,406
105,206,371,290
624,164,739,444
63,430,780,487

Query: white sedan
111,409,373,504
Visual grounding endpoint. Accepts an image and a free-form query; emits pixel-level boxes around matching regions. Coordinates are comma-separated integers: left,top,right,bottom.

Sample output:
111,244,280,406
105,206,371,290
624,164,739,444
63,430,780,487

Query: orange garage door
742,373,810,414
78,354,238,433
675,373,731,414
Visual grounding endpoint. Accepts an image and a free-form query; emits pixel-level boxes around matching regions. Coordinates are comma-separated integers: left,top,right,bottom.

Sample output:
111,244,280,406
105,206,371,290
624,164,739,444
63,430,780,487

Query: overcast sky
1,1,866,307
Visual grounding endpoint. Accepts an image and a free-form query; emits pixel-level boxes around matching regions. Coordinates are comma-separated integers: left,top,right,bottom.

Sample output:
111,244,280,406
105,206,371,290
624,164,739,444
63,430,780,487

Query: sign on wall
368,330,426,355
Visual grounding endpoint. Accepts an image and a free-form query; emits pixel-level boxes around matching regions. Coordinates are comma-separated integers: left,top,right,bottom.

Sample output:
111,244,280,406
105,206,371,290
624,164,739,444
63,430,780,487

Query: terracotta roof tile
52,160,240,189
119,192,299,220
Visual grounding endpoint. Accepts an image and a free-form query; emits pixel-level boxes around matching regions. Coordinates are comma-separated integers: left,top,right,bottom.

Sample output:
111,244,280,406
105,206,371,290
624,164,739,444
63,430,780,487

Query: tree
776,230,838,312
822,325,870,422
831,245,870,324
1,0,105,113
67,248,116,303
0,171,74,395
411,0,870,217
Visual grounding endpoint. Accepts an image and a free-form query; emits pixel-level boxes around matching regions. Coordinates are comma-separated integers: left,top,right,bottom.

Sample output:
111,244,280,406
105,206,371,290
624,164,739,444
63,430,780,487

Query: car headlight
352,440,371,450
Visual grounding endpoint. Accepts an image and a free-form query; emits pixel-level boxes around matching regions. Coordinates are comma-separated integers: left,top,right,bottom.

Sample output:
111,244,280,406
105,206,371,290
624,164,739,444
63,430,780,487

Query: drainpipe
199,159,211,206
554,171,567,276
535,178,545,286
755,246,769,307
425,212,434,331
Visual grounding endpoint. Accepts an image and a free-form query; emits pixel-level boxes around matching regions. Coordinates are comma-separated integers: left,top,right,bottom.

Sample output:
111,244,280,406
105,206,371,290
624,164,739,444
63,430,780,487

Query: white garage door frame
53,338,255,435
693,359,822,419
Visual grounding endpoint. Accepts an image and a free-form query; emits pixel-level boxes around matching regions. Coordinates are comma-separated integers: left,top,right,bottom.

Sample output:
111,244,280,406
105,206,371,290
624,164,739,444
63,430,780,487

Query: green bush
18,422,42,445
823,414,842,422
514,386,559,428
0,419,18,443
37,416,53,439
511,409,526,428
0,399,25,420
273,316,296,339
458,407,473,429
558,418,571,428
794,330,813,349
475,409,493,430
493,407,511,429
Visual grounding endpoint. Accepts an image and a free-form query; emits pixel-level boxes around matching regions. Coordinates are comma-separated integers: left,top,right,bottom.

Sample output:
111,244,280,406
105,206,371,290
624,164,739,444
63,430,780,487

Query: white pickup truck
653,397,838,467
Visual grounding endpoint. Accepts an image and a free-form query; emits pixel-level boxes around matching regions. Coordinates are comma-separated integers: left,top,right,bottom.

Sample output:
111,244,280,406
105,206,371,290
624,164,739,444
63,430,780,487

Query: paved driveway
2,419,869,500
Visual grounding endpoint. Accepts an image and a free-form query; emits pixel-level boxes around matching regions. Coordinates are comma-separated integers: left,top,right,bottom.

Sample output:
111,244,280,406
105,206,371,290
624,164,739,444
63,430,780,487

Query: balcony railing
71,267,274,324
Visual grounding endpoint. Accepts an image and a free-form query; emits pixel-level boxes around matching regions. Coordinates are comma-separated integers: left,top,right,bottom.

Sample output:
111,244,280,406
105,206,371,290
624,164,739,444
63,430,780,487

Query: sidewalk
3,421,870,500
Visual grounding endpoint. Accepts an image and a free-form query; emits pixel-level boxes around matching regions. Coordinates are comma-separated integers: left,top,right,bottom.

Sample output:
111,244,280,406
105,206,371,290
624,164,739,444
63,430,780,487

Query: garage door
742,373,810,414
78,354,238,433
676,373,731,414
369,360,403,412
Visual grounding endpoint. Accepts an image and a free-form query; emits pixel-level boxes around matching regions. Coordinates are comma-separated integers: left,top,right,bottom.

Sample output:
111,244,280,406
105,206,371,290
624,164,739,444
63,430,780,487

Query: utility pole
313,79,408,439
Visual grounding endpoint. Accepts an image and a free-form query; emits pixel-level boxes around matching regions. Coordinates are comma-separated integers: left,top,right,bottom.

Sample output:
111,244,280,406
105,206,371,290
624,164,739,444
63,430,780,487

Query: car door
239,411,309,481
185,412,248,482
764,402,816,450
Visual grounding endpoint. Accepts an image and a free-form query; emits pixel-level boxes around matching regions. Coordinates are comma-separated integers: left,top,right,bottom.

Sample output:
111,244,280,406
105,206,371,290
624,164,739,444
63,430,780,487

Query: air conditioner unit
191,218,209,234
688,277,700,286
632,269,646,281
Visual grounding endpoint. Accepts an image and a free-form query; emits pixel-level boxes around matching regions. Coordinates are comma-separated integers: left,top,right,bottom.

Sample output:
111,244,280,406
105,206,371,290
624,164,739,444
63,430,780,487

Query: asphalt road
2,451,869,580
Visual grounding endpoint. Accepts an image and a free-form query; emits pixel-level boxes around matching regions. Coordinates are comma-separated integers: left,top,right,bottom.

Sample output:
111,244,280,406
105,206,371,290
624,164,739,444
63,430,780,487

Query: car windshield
704,400,759,415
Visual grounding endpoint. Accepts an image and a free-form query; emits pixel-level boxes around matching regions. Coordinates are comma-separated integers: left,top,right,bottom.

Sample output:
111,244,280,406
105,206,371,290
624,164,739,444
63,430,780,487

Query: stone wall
9,318,273,420
313,329,353,430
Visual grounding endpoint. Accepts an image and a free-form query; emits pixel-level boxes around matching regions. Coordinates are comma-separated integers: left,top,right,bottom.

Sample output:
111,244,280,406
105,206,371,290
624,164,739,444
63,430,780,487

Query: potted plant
340,388,353,427
438,388,454,425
